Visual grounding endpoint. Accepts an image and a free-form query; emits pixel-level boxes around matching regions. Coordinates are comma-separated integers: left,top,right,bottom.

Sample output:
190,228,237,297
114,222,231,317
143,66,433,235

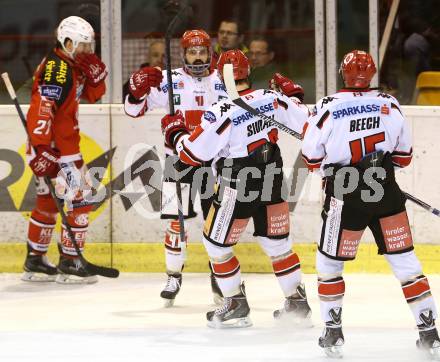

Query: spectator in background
123,39,165,94
248,36,276,89
401,18,439,103
212,18,248,66
141,39,165,68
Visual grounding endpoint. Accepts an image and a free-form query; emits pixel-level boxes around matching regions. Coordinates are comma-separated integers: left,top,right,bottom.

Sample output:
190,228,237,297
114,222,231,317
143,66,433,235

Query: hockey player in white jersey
161,49,312,328
302,50,440,359
124,29,227,306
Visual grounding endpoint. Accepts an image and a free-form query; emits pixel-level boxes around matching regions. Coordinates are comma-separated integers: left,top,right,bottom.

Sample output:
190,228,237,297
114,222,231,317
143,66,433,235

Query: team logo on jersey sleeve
203,111,216,123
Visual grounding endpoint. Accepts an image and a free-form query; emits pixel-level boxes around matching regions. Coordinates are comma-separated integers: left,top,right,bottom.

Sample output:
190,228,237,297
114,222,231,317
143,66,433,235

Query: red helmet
180,29,211,76
339,50,377,88
181,29,211,48
217,49,250,81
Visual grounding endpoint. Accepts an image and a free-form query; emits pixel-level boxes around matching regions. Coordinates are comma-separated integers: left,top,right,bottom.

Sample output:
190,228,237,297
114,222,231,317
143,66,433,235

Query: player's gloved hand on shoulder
29,145,60,178
161,110,189,149
129,67,163,100
76,53,108,87
269,73,304,102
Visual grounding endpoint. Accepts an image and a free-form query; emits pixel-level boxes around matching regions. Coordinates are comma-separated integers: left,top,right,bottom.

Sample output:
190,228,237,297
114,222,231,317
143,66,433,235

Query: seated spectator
248,36,276,89
212,18,248,67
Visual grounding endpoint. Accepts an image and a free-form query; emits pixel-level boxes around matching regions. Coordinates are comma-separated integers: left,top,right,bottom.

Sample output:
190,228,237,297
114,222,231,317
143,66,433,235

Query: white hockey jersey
175,89,309,167
301,89,412,174
124,67,228,154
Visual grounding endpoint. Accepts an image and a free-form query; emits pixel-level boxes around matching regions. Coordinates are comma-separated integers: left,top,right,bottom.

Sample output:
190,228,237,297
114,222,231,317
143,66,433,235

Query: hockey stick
223,66,440,219
164,3,189,261
223,64,303,140
1,72,119,278
404,192,440,217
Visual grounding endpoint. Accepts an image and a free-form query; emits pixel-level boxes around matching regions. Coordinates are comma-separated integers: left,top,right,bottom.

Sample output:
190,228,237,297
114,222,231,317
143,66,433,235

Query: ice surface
0,273,438,362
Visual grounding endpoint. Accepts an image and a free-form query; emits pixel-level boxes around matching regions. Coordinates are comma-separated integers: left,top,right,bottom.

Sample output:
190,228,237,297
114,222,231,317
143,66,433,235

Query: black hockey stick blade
223,64,303,140
1,72,119,278
404,192,440,217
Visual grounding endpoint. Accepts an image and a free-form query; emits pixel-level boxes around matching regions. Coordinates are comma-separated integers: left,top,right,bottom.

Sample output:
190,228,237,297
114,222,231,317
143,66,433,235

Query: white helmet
57,16,95,58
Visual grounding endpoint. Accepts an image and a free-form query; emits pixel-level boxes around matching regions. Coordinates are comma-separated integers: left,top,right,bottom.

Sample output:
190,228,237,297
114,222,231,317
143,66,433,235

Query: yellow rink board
0,242,439,274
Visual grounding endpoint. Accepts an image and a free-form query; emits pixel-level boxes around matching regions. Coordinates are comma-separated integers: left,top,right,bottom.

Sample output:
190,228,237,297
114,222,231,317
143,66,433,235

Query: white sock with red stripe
272,252,302,297
316,251,346,323
164,220,187,273
401,275,438,325
386,251,438,326
203,237,241,297
318,276,345,323
210,255,241,297
257,237,303,297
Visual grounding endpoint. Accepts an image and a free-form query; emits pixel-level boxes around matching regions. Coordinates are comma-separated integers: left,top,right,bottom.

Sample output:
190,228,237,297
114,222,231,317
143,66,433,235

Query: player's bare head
148,40,165,68
217,49,250,87
181,29,211,77
56,16,95,59
339,50,376,89
217,19,243,51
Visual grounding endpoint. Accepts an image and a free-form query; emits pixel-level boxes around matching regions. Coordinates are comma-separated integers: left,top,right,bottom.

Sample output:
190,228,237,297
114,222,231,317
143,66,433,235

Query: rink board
0,242,439,274
0,104,439,272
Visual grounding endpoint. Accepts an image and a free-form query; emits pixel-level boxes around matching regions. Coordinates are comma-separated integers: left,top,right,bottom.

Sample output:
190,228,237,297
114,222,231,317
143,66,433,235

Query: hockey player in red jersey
162,49,312,328
302,50,440,359
23,16,107,284
124,30,227,306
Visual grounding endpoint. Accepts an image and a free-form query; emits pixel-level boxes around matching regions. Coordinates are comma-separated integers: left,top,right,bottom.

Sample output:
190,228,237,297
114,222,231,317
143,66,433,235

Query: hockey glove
129,67,163,100
29,145,60,178
56,161,83,202
161,110,189,149
269,73,304,102
76,53,108,87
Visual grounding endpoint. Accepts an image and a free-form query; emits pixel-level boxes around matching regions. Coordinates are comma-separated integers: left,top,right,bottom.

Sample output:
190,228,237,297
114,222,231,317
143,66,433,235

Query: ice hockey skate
206,282,252,329
160,272,182,307
56,256,98,284
273,284,312,326
210,271,224,305
416,310,440,361
22,253,58,282
319,307,344,358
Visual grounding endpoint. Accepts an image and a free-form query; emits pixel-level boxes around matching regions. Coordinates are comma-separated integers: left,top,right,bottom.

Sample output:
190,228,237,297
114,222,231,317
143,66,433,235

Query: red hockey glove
76,53,108,87
29,145,60,178
269,73,304,102
129,67,163,99
161,110,189,149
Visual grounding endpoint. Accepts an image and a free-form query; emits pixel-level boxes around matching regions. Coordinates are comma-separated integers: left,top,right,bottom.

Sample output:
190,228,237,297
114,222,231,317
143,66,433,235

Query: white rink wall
0,104,439,244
